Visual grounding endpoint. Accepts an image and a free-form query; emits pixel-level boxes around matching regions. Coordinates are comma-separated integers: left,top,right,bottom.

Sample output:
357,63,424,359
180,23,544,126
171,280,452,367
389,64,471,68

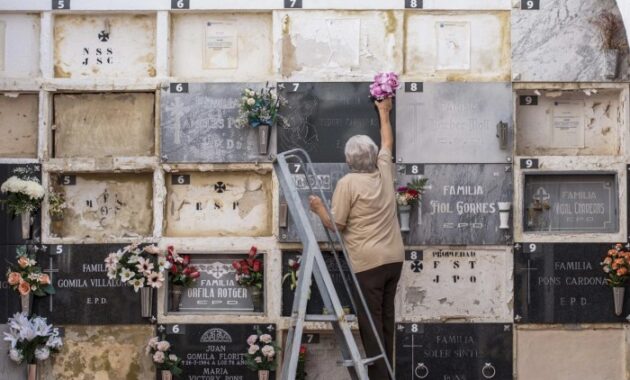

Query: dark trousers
354,262,402,380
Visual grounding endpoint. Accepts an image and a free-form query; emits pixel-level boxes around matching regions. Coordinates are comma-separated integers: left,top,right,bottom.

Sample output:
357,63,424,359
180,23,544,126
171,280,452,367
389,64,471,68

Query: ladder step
337,354,384,367
303,314,357,322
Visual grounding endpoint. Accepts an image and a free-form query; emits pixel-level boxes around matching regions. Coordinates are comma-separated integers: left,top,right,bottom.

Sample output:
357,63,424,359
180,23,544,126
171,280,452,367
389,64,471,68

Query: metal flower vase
140,287,153,318
398,205,411,232
20,211,31,240
251,287,263,312
27,363,37,380
21,293,33,314
170,285,184,312
257,123,271,155
258,370,270,380
161,370,173,380
613,287,625,316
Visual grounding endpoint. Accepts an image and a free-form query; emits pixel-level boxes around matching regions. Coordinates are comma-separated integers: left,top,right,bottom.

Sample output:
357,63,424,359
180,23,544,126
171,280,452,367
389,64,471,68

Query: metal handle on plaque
496,121,508,150
279,202,289,228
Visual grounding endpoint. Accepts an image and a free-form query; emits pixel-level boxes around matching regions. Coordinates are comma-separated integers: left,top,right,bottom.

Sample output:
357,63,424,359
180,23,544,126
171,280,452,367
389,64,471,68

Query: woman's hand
375,97,393,115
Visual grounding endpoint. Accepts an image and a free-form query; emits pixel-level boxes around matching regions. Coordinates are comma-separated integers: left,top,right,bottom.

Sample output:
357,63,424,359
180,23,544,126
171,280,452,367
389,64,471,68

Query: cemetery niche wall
400,164,513,245
49,172,154,241
514,243,628,323
281,251,354,316
166,253,265,314
277,82,393,242
164,170,272,237
515,86,629,156
158,323,277,380
2,1,630,379
160,82,277,163
395,82,513,164
397,247,513,322
32,244,154,324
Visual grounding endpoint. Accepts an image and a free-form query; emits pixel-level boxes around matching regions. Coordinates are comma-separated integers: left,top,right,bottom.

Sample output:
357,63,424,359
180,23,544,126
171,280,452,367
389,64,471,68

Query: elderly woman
309,98,403,380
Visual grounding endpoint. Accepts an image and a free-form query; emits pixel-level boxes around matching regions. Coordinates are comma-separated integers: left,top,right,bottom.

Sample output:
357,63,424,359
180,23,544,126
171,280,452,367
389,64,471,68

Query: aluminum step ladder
275,148,394,380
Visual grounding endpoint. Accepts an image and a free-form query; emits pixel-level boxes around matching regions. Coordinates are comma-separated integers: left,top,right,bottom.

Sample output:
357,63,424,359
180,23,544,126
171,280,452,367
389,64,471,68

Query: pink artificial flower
370,72,400,100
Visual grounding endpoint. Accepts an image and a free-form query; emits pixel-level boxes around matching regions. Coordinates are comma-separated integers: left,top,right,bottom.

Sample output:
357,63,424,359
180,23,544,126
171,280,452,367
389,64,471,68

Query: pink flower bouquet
369,72,401,101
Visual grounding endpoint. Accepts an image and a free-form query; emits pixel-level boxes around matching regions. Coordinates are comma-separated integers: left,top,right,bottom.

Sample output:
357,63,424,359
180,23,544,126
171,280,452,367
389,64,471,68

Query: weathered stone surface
0,13,40,78
45,325,154,380
164,171,272,237
171,13,273,80
516,327,625,380
50,173,154,240
54,93,155,158
405,11,510,81
512,0,629,81
54,14,156,78
516,88,626,156
276,10,403,80
0,93,38,158
397,247,513,322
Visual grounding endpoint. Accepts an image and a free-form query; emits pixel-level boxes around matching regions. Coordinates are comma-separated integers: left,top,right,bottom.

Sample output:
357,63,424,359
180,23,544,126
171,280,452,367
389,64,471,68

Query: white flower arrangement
3,312,63,365
104,244,166,292
0,168,45,217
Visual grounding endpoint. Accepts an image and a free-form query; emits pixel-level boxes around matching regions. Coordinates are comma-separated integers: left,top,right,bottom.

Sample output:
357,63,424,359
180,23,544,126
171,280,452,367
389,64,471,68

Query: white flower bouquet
146,336,182,377
3,312,63,365
104,244,169,292
245,332,280,372
237,84,286,129
0,167,44,218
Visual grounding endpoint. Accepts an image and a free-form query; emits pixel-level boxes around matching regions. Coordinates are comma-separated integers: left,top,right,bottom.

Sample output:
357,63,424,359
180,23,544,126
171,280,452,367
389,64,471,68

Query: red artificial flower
252,260,261,272
183,267,192,275
299,345,307,355
408,189,419,197
190,271,200,279
167,245,175,256
183,255,190,265
247,258,255,267
248,246,258,258
242,266,250,275
232,261,242,270
170,265,178,274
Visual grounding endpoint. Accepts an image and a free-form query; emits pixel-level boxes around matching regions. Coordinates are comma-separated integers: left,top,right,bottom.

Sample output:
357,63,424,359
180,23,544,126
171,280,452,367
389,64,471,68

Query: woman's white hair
344,135,378,173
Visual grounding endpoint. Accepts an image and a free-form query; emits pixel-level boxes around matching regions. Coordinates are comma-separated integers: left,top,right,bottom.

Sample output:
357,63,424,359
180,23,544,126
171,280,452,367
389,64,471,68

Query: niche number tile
519,95,538,105
520,158,539,169
171,0,190,9
521,0,540,9
58,175,76,186
302,333,320,344
52,0,70,9
284,0,303,8
404,164,425,175
169,83,189,94
171,175,190,185
404,82,423,93
405,0,423,8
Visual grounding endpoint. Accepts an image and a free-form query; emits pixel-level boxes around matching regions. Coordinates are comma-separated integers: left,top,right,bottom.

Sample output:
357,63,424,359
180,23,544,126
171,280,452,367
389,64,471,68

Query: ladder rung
303,314,357,322
362,354,385,365
337,354,384,368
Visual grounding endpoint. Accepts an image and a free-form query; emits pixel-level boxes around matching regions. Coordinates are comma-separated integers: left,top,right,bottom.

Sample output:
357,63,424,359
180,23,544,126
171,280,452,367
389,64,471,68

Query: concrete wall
0,93,38,158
